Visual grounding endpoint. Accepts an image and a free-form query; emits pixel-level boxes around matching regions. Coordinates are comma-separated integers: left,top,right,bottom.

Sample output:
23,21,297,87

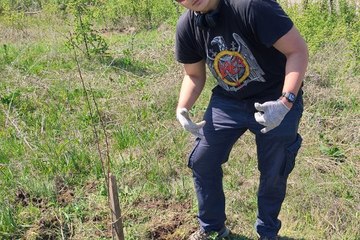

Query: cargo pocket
282,134,302,176
188,137,201,169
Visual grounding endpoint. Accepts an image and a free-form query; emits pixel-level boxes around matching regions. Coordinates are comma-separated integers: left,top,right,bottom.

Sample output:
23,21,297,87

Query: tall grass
0,0,359,239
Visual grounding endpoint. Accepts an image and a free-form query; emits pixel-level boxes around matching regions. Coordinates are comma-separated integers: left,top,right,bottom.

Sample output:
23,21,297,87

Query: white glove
176,108,206,138
254,100,290,134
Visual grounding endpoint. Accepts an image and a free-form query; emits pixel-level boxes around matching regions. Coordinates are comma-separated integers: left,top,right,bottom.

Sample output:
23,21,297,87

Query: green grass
0,1,359,239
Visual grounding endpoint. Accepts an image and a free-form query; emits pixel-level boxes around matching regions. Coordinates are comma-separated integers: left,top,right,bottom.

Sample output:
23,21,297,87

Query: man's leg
188,95,247,232
250,97,303,237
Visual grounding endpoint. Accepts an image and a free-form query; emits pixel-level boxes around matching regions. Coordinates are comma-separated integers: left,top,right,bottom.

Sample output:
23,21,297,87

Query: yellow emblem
214,50,250,87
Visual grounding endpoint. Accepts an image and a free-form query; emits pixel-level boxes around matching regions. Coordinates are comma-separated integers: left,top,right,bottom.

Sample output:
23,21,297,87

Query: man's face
175,0,218,13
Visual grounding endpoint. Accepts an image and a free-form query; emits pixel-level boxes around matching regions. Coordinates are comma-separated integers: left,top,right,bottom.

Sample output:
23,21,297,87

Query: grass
0,1,359,240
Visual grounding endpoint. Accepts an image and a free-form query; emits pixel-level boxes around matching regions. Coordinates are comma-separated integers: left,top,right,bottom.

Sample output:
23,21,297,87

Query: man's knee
258,174,287,198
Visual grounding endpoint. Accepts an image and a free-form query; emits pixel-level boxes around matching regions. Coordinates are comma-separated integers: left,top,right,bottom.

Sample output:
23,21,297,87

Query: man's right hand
176,108,206,138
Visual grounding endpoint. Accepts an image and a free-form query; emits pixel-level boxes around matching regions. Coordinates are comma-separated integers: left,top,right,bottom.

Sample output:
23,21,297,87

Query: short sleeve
248,0,293,47
175,12,203,64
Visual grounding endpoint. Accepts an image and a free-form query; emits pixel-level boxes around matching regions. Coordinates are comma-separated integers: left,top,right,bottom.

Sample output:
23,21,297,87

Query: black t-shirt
175,0,293,101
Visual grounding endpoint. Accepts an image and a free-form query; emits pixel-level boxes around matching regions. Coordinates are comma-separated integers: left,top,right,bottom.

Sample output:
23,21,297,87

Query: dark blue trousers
188,93,303,237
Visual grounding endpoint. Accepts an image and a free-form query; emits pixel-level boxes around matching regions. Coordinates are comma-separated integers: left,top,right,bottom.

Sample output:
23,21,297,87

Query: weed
66,0,109,59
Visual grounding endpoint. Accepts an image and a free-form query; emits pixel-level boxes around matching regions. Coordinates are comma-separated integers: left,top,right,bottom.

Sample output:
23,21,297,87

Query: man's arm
177,60,207,110
176,60,207,138
254,26,308,133
273,25,309,108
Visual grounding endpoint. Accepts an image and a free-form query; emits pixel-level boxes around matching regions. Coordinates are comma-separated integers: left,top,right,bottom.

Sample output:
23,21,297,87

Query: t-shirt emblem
207,33,266,92
214,50,250,87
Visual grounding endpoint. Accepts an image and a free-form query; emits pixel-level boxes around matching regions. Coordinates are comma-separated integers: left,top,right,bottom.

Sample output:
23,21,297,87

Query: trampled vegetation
0,0,359,239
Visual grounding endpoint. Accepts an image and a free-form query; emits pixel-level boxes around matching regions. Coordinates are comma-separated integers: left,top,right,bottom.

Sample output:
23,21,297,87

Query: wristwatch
282,92,297,103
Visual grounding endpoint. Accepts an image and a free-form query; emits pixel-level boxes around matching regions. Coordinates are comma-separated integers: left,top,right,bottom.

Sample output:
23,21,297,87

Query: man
174,0,308,239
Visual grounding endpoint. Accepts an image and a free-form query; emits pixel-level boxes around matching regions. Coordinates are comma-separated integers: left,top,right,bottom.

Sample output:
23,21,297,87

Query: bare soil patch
135,199,197,240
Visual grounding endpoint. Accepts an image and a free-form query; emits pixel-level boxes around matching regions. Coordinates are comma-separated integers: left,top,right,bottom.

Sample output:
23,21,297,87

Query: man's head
175,0,220,13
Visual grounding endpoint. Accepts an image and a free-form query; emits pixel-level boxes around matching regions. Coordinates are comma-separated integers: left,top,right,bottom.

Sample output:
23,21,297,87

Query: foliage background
0,0,359,239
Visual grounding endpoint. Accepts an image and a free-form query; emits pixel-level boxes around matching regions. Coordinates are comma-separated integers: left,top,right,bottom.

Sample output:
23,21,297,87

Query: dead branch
1,106,34,151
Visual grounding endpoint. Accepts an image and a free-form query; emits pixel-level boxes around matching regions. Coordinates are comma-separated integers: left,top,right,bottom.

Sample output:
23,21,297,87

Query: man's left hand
254,100,290,133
